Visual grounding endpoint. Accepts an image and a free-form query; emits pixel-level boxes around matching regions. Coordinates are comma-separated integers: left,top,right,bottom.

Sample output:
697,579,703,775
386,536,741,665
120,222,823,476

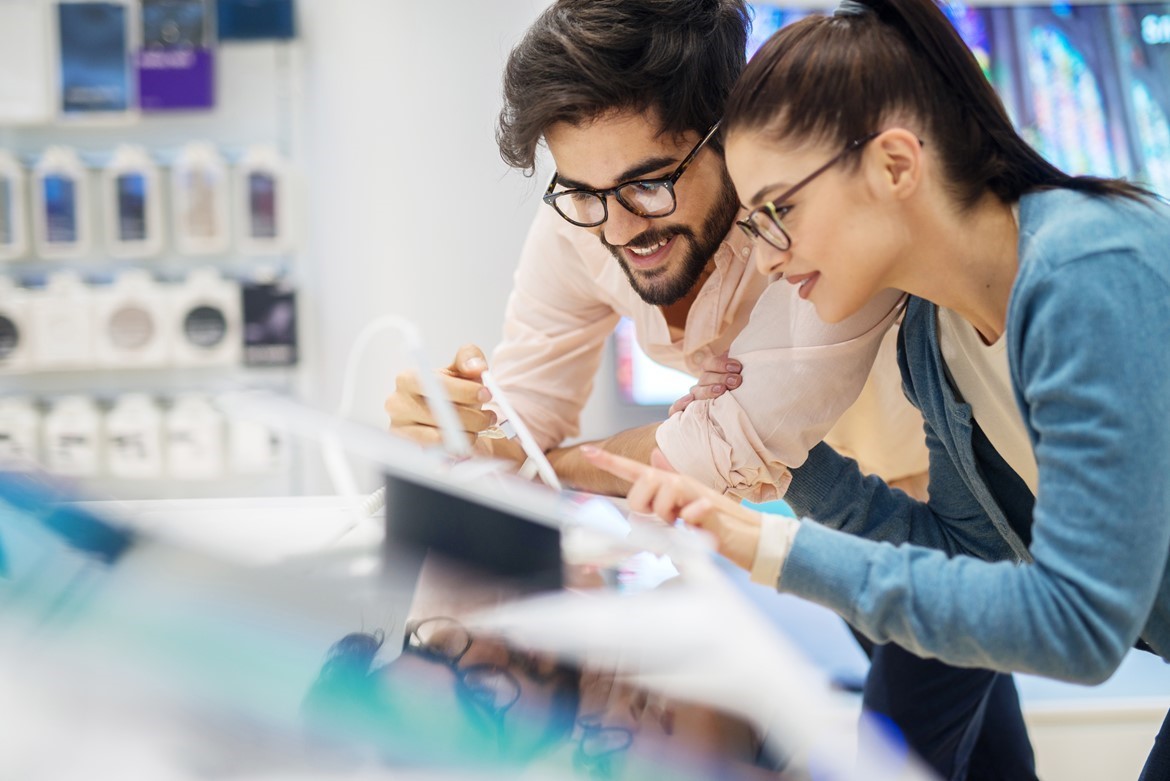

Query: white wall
293,0,666,491
296,0,544,420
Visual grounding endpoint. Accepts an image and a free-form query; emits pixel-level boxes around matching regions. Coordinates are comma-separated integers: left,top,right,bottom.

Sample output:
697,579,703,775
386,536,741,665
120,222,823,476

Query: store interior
2,1,1170,779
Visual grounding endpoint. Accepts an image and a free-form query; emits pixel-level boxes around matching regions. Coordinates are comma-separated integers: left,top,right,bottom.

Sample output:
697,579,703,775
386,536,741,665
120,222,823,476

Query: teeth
628,238,669,257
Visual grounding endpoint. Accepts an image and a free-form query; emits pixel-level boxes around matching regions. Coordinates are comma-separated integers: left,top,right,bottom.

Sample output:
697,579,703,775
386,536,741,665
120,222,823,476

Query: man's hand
668,353,743,416
582,445,764,572
385,344,498,448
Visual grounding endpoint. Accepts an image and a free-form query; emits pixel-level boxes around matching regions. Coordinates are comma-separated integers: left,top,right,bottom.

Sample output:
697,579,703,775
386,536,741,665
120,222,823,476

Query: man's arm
656,283,908,501
546,423,660,495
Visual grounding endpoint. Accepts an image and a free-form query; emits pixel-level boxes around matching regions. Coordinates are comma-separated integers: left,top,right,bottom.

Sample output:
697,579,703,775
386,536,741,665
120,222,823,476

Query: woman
584,0,1170,775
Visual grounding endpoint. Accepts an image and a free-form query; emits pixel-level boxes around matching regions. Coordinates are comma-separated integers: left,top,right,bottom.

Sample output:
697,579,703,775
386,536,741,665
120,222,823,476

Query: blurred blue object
217,0,295,40
742,498,796,518
0,471,135,564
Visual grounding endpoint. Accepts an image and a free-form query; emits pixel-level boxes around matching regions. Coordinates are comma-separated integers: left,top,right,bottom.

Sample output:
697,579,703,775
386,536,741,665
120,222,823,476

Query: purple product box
137,47,215,111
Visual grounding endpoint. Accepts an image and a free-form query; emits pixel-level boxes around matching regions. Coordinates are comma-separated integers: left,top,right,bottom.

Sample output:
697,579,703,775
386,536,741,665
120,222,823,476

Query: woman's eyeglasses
404,617,522,741
737,132,880,251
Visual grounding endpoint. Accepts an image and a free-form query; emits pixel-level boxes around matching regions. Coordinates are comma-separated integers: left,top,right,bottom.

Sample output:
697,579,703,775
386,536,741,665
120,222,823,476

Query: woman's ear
866,128,923,201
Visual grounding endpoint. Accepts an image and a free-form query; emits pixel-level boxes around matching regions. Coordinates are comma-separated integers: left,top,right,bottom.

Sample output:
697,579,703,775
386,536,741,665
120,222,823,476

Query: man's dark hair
497,0,751,175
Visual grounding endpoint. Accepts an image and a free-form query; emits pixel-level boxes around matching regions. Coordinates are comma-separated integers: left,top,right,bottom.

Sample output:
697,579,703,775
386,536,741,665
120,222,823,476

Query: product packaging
103,145,165,258
32,147,92,260
42,395,102,477
164,394,223,478
0,150,29,261
57,0,137,122
29,271,94,370
235,145,292,256
242,275,297,366
0,277,31,373
172,142,230,255
0,397,41,471
93,270,170,367
168,267,241,366
105,393,164,478
138,0,215,112
0,0,54,124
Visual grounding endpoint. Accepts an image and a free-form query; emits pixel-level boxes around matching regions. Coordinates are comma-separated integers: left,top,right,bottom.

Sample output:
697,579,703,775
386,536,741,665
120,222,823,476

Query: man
387,4,923,501
383,2,1033,778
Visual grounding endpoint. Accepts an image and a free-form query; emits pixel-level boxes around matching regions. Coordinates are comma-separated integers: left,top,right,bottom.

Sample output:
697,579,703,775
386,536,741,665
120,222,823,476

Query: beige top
937,307,1039,494
491,206,928,501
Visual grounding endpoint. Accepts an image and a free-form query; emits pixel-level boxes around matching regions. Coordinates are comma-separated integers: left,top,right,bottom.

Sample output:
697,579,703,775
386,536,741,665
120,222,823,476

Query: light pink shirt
491,206,926,502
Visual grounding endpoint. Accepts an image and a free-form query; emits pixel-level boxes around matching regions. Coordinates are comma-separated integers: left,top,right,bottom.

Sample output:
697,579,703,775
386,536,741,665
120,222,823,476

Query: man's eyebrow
556,155,680,191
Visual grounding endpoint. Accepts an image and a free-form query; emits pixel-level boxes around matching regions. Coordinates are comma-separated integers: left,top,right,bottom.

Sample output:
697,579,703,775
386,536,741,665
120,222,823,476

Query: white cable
481,370,562,491
325,315,470,502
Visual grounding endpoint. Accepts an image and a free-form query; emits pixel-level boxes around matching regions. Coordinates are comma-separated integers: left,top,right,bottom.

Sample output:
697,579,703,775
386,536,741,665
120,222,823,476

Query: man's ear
866,128,923,201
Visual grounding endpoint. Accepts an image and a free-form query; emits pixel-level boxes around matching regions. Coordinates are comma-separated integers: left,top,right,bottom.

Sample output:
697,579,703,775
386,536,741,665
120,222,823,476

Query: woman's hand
668,353,742,417
581,446,764,572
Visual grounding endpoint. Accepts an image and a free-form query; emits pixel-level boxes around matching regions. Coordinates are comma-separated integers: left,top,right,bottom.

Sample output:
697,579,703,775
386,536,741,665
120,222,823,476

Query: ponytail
724,0,1154,207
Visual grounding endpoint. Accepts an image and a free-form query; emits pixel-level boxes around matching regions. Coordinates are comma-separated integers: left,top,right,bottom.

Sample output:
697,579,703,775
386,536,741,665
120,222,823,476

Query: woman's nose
753,241,791,277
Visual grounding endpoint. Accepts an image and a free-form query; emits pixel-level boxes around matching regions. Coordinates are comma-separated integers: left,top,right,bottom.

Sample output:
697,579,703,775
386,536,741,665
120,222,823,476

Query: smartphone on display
183,169,217,238
173,143,229,255
43,175,78,245
248,172,277,240
116,173,147,242
235,146,290,255
57,1,134,118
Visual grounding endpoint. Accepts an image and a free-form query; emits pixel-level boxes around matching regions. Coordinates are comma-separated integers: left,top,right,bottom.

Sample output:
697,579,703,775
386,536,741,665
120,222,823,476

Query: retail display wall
0,1,305,499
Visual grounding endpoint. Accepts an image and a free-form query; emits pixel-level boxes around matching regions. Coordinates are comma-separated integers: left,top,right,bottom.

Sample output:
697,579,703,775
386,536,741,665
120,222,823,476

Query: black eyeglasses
404,617,521,740
543,122,722,228
737,131,881,252
572,712,634,776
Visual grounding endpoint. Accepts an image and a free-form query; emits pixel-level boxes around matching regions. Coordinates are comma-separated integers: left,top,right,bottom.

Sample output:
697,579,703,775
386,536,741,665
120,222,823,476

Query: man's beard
601,170,741,307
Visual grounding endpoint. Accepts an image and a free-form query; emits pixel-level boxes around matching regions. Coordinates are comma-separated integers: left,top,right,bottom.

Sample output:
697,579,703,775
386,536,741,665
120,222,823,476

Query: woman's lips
786,271,819,300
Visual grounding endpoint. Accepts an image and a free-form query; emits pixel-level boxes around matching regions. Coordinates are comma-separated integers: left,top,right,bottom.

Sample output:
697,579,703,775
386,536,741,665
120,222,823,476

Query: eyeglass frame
736,131,882,252
403,617,522,740
572,712,635,775
542,122,723,228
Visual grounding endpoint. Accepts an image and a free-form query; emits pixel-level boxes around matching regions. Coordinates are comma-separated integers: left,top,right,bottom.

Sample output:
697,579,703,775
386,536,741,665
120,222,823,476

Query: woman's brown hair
723,0,1151,210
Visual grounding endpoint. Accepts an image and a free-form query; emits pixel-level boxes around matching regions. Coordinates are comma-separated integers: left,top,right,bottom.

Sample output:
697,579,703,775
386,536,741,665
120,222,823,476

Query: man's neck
660,259,715,332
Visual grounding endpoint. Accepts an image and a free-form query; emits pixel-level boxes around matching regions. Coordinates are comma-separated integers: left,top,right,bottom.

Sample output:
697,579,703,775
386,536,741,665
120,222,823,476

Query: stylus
480,370,563,491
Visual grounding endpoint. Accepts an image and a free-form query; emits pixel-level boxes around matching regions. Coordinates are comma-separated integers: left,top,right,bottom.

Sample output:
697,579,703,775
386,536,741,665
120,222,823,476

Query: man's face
544,110,741,307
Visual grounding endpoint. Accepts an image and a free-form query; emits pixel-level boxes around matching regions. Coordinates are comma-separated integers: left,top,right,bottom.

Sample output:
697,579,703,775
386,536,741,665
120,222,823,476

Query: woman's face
725,128,904,324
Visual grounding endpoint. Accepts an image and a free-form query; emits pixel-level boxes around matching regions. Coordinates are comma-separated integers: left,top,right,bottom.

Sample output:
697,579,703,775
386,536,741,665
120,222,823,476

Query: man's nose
601,198,652,247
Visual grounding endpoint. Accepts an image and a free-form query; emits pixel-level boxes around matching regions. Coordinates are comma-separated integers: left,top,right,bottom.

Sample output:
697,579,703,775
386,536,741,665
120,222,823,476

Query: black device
382,469,563,593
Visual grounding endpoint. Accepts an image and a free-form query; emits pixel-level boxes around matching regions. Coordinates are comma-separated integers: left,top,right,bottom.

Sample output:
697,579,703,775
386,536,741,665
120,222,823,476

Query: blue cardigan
780,188,1170,684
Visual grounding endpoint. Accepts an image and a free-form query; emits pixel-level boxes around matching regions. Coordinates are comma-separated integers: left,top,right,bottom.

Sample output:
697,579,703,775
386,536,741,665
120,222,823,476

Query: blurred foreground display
0,463,937,781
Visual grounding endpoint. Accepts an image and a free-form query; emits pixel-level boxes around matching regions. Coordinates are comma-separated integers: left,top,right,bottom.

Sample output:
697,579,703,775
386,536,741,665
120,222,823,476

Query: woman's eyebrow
748,181,791,206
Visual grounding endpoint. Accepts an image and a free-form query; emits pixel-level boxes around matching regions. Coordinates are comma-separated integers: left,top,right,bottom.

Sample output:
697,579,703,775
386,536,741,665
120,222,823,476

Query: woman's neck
897,191,1019,344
